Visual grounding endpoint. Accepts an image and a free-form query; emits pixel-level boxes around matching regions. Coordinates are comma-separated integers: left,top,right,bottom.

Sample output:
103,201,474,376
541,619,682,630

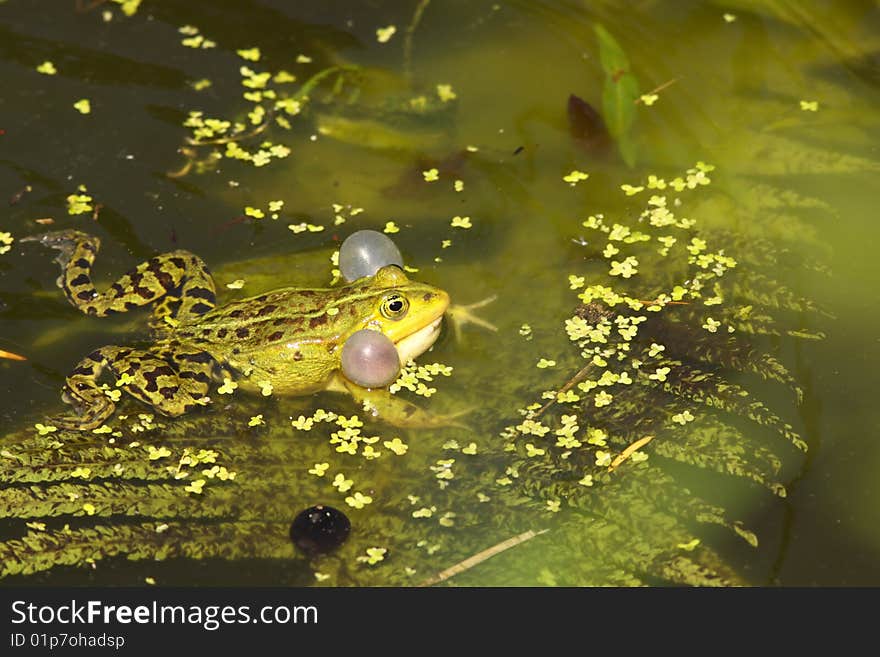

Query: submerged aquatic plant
4,1,871,586
0,158,833,586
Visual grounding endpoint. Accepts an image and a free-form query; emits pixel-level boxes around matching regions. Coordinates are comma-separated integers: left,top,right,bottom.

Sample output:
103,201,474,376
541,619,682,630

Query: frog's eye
380,293,409,320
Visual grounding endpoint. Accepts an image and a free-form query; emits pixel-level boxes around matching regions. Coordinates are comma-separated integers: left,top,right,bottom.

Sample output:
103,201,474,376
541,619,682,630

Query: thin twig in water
75,0,109,12
9,185,32,206
404,0,431,81
638,298,690,306
534,363,593,419
608,435,654,472
634,77,680,104
166,149,196,179
185,112,275,147
419,529,548,586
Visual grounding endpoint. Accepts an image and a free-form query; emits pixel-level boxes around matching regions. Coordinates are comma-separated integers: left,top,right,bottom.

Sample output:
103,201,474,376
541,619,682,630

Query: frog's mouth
394,316,444,364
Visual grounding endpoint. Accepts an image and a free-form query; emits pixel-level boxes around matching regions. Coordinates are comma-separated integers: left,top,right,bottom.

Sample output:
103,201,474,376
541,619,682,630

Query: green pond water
0,0,878,585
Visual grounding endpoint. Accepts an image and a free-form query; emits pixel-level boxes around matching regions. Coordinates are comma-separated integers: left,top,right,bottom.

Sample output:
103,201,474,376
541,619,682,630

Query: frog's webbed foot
52,386,116,431
47,346,119,431
25,228,215,321
446,295,498,342
22,230,97,285
21,229,88,250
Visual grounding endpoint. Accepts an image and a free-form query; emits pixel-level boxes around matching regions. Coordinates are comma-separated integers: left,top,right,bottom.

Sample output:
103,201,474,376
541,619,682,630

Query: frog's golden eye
380,293,409,320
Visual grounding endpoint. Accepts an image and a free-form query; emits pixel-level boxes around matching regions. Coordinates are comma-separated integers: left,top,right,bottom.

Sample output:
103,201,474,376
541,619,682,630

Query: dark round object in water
290,505,351,554
339,229,404,282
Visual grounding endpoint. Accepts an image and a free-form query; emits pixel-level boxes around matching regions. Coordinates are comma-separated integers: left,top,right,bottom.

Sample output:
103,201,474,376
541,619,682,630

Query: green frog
25,230,464,431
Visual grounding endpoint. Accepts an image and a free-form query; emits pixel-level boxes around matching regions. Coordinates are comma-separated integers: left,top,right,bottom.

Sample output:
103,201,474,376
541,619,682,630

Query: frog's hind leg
23,229,216,321
109,348,217,420
147,260,217,327
54,346,217,430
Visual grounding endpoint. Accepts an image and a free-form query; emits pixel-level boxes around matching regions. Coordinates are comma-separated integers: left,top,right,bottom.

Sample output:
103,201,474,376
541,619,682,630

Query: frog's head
356,265,450,363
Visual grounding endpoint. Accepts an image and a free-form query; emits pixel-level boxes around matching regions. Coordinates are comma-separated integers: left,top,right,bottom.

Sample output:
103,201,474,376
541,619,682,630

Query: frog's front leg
334,376,469,429
446,296,498,341
23,230,217,324
54,345,217,430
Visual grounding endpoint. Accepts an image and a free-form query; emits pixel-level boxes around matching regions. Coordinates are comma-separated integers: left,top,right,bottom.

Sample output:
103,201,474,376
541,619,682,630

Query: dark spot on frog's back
308,316,327,329
159,386,179,400
216,328,228,339
235,327,249,338
176,351,214,364
73,258,91,269
180,370,210,383
143,365,174,391
188,287,215,301
268,331,284,341
422,292,434,302
146,259,173,287
257,304,278,317
156,271,174,289
191,302,214,314
69,273,90,287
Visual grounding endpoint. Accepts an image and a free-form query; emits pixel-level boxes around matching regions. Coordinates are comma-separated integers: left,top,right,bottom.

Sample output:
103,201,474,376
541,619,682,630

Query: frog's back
176,287,349,340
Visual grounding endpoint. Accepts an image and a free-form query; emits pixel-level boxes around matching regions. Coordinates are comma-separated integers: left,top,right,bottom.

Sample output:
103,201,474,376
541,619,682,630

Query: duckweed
376,26,397,43
436,84,456,102
345,492,373,509
217,378,238,394
563,170,589,185
356,547,386,565
66,188,93,215
36,61,57,75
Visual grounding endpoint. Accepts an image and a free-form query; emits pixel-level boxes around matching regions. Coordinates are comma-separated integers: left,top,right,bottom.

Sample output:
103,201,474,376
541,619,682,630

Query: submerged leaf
567,94,610,153
594,24,640,166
